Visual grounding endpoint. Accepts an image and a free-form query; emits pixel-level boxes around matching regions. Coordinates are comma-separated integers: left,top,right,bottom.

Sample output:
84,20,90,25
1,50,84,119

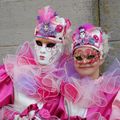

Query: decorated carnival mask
34,6,71,65
72,23,109,60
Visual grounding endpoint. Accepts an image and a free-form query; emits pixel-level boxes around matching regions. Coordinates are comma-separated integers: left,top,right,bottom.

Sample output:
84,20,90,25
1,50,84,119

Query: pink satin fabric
0,65,14,108
4,89,117,120
40,87,118,120
110,90,120,120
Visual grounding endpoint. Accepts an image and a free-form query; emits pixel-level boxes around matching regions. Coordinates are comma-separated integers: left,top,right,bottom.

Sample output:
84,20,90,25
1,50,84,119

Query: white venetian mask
34,38,63,65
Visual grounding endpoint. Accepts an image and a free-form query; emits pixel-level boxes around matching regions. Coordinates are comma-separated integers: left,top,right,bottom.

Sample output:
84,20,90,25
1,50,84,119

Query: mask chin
34,42,64,66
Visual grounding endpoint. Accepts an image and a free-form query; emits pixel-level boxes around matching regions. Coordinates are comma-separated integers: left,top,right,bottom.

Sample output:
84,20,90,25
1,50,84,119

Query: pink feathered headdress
72,23,109,56
34,6,71,43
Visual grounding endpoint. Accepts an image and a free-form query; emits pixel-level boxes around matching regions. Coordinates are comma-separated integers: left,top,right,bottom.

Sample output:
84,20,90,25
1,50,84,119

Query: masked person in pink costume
59,23,120,120
1,6,71,119
22,24,120,120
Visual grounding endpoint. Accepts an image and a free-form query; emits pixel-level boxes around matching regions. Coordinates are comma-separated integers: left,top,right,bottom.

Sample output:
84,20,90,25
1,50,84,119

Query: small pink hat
72,23,109,56
34,6,71,43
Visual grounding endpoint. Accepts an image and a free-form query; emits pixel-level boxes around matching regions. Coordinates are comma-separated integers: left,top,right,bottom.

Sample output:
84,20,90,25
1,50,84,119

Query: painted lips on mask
35,39,62,65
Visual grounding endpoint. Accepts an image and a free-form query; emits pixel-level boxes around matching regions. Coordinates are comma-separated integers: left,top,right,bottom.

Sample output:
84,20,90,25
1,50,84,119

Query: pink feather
37,6,56,23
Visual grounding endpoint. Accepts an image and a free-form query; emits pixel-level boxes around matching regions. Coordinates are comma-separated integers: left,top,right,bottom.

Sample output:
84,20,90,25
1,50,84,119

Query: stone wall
0,0,120,63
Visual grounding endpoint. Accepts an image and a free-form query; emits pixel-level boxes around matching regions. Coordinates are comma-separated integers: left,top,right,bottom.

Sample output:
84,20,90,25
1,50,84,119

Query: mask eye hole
47,43,56,48
75,56,83,61
59,37,63,40
36,40,42,46
87,55,95,59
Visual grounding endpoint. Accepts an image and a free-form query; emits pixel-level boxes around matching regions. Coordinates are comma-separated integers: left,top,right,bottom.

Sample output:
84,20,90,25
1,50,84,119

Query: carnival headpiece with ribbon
72,23,109,57
34,6,71,43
